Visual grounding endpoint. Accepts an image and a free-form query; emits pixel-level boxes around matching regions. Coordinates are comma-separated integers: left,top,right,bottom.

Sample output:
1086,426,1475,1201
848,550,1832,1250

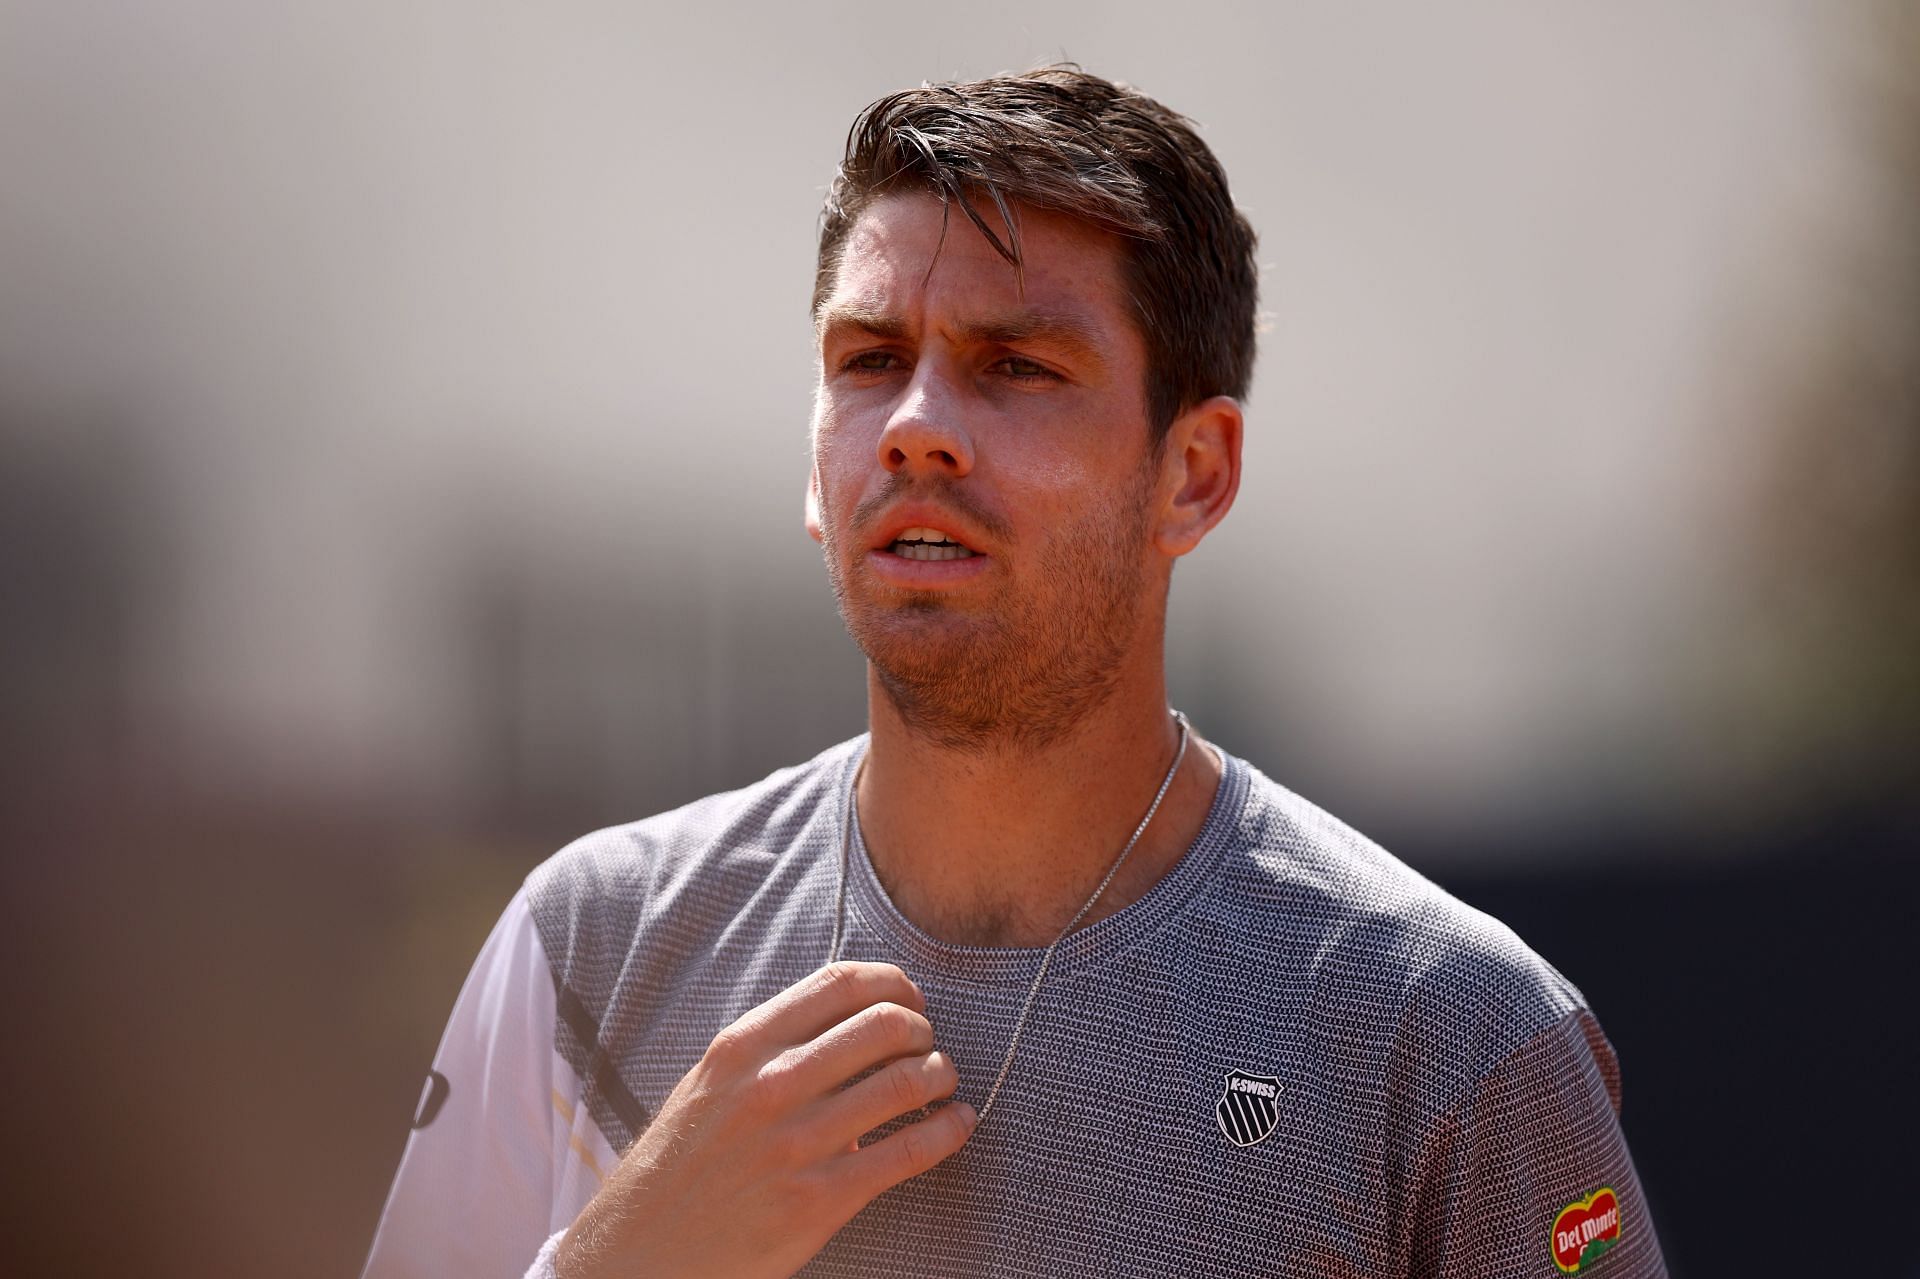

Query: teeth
890,526,976,561
894,542,976,561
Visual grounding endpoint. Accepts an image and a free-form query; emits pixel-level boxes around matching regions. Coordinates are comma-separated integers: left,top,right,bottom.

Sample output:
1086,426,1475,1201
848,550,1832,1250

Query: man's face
809,192,1168,749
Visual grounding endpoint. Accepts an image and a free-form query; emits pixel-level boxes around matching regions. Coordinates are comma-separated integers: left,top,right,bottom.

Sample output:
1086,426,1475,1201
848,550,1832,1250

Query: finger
724,962,925,1055
809,1050,959,1154
770,999,934,1097
839,1097,977,1198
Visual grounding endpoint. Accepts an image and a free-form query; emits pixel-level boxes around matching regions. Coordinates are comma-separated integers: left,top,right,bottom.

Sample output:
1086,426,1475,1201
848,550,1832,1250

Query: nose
876,364,975,478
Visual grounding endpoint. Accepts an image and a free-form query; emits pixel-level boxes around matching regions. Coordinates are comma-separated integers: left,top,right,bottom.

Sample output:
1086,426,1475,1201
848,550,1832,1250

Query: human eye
993,355,1061,384
839,349,906,376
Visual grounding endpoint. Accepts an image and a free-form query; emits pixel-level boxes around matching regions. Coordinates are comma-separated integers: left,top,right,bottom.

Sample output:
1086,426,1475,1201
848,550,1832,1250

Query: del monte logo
1551,1186,1622,1273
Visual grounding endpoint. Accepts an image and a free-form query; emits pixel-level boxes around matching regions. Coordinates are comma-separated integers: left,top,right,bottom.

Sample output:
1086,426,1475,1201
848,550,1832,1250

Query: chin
846,599,996,671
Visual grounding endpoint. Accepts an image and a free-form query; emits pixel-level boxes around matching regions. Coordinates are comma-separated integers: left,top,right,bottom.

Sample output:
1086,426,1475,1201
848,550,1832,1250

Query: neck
855,664,1223,947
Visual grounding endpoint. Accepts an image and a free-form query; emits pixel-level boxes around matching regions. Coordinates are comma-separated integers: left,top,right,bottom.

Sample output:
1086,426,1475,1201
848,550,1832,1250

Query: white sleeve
362,887,574,1279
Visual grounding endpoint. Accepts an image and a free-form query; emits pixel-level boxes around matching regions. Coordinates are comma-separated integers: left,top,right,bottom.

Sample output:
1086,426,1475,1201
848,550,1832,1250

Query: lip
868,504,993,556
863,504,994,590
864,545,992,590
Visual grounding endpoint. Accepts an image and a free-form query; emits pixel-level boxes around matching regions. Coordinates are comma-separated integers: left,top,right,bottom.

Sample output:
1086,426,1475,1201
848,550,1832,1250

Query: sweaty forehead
819,192,1138,345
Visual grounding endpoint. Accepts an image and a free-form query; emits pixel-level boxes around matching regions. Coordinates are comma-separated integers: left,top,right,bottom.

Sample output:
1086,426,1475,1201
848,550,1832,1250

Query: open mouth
888,526,978,562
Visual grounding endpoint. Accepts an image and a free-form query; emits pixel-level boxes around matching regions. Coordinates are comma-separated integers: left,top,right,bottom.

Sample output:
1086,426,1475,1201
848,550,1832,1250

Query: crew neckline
834,741,1251,987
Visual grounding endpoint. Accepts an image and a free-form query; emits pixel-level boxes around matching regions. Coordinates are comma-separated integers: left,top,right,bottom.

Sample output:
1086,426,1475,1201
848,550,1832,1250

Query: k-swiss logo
1551,1186,1623,1273
1215,1069,1282,1147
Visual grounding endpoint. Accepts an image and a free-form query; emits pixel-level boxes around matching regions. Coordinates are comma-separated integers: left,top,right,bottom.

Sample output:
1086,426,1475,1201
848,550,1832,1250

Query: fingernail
958,1102,978,1129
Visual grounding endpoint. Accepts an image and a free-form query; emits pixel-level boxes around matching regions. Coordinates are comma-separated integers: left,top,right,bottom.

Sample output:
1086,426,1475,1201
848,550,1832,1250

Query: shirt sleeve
362,887,565,1279
1406,1009,1669,1278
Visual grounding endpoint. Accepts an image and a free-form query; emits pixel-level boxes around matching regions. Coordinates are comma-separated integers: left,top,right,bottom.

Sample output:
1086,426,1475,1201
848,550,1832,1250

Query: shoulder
1214,755,1587,1087
523,735,862,976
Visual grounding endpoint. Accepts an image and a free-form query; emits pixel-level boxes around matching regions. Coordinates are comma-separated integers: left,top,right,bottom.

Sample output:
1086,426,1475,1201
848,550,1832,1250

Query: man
364,67,1667,1278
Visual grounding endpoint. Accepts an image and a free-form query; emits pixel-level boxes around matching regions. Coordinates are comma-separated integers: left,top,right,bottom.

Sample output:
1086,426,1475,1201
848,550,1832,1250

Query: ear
804,461,824,543
1152,395,1243,557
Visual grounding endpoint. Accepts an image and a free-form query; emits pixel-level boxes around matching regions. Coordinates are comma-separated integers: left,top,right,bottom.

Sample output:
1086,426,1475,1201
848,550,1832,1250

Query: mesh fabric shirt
364,736,1667,1278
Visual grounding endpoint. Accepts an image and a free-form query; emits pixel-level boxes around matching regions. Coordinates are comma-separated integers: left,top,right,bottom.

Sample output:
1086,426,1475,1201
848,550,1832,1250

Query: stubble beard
821,468,1159,755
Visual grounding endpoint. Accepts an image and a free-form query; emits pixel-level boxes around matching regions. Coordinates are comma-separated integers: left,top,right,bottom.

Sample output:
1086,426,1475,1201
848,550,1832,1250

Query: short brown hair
814,65,1260,443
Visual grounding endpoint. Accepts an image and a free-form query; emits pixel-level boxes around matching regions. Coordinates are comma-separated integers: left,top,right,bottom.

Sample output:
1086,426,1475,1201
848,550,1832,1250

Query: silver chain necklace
827,709,1191,1127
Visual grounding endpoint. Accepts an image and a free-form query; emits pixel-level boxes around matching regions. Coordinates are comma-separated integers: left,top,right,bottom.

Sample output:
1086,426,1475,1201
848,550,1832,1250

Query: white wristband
524,1228,568,1279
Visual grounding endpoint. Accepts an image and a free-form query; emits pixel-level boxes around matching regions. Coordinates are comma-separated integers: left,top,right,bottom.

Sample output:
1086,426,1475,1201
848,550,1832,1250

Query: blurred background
1,1,1913,1275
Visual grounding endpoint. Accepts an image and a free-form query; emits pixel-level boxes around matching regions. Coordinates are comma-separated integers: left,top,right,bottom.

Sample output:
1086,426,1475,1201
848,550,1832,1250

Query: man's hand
552,961,975,1279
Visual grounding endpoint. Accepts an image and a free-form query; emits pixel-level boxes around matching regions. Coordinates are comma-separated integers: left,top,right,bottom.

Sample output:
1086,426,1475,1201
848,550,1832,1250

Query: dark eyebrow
817,304,1109,371
816,304,910,342
953,311,1106,367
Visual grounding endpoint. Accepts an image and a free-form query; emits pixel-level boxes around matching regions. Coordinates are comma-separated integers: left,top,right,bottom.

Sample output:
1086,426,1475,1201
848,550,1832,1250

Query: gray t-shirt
516,737,1666,1277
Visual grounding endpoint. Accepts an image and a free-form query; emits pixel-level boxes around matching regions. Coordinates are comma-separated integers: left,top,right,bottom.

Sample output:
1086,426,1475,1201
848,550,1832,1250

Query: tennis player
363,66,1667,1278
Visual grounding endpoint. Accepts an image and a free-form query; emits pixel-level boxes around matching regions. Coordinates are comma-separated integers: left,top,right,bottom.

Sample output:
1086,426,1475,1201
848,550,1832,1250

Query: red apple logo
1551,1187,1622,1272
